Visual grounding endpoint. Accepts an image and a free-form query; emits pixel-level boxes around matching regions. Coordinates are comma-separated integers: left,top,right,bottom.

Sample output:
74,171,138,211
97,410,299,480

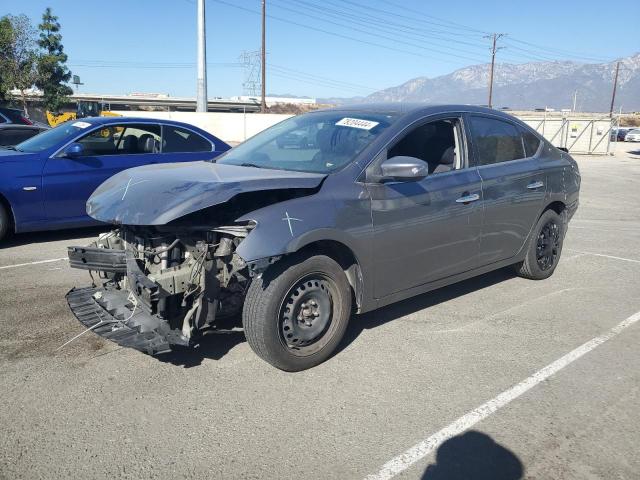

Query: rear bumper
66,286,190,355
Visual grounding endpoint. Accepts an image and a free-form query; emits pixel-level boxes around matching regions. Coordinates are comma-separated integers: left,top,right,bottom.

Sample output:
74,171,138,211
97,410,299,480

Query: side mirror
62,142,84,159
374,156,429,183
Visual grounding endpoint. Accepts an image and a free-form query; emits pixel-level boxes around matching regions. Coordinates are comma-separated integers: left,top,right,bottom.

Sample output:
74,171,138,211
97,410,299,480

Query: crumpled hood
87,161,326,225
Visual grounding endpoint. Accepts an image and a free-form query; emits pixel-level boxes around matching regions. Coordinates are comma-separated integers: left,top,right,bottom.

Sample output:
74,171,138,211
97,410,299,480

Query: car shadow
422,430,523,480
158,267,516,368
336,267,516,356
1,226,109,248
159,330,247,368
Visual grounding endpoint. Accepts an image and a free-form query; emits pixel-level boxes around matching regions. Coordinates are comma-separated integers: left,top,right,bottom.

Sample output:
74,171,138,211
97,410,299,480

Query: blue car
0,117,230,241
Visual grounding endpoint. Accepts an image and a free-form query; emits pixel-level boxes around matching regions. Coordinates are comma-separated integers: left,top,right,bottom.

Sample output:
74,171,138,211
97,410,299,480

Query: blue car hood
87,161,326,225
0,149,38,161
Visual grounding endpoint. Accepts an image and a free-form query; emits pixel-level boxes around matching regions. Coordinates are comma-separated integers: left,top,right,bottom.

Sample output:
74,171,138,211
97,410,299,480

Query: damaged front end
65,161,326,355
66,224,272,355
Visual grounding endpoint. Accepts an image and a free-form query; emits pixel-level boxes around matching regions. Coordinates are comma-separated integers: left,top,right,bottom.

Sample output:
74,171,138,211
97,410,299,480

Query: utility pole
572,90,578,112
196,0,208,112
485,33,504,109
261,0,267,113
609,61,620,118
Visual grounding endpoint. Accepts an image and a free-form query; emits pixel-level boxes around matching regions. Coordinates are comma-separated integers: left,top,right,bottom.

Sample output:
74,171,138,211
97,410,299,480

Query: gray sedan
67,104,580,371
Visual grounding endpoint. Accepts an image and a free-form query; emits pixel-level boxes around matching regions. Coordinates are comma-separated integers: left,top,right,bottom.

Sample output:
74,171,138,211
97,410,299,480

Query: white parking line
566,249,640,265
0,257,67,271
365,310,640,480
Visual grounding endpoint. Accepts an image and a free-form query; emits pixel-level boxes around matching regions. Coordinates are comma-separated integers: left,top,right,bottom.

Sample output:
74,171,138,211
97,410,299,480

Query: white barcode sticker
335,117,379,130
72,121,92,128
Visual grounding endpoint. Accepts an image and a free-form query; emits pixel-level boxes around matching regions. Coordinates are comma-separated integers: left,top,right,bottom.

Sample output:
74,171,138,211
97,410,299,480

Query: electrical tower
239,50,262,97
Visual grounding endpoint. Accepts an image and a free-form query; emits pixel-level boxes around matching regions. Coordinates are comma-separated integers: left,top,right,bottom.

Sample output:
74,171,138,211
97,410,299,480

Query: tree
36,8,72,114
0,15,39,114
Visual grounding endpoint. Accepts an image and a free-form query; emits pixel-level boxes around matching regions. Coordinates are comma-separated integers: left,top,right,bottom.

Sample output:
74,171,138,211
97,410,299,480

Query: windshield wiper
239,163,263,168
5,146,17,151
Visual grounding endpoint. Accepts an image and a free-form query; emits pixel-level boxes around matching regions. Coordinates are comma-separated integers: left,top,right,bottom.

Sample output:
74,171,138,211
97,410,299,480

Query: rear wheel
242,254,352,371
0,203,11,242
514,209,564,280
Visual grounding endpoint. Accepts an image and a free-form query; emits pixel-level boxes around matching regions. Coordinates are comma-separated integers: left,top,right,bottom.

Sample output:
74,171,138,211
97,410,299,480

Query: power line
274,0,491,59
268,64,380,92
70,60,242,68
268,0,488,63
319,0,485,40
210,0,479,66
503,37,613,63
360,0,489,35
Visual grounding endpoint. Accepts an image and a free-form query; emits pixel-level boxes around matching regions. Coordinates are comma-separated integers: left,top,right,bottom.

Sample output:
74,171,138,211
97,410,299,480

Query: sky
6,0,639,99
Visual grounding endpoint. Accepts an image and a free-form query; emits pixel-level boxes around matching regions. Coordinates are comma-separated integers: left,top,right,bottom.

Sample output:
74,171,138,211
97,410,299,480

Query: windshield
216,111,397,173
15,121,89,153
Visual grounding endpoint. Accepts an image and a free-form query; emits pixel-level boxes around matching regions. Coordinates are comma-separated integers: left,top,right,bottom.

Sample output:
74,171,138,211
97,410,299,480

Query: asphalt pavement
1,142,639,480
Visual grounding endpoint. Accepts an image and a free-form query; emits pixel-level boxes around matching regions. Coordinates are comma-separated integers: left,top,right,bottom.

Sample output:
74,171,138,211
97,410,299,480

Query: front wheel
514,209,564,280
242,254,352,371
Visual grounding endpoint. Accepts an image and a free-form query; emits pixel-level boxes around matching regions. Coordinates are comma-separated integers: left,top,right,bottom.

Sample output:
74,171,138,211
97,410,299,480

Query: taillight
20,116,33,125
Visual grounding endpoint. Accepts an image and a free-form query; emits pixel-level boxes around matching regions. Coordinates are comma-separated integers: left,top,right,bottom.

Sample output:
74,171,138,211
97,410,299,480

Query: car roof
80,116,201,128
314,102,522,121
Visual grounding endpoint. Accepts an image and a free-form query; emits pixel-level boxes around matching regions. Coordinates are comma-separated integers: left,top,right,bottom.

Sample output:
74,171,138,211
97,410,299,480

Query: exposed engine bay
66,223,277,355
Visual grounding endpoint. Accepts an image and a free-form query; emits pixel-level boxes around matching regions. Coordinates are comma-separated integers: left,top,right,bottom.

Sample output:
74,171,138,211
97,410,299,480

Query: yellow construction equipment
46,100,120,127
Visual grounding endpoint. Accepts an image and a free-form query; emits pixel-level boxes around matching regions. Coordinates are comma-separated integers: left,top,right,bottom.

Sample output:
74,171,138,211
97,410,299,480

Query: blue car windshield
216,111,397,174
15,121,89,153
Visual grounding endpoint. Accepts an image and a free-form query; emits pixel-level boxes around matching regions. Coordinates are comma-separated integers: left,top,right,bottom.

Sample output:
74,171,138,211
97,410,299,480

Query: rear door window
162,126,212,153
116,124,161,154
520,127,541,157
469,115,526,166
77,124,161,156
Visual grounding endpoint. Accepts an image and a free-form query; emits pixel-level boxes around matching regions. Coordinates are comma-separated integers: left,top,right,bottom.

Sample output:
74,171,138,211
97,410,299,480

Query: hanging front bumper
65,286,190,355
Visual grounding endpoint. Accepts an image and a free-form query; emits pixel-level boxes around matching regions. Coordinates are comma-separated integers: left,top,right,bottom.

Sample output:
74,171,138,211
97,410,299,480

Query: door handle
526,181,544,190
456,193,480,204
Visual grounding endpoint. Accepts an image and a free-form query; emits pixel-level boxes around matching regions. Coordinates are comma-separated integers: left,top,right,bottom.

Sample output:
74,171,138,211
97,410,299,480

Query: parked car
66,104,580,371
0,106,33,125
0,117,230,241
610,127,632,141
625,128,640,142
0,124,49,148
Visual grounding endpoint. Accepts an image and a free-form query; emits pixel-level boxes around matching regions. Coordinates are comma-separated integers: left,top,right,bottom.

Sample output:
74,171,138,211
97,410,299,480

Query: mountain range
319,53,640,112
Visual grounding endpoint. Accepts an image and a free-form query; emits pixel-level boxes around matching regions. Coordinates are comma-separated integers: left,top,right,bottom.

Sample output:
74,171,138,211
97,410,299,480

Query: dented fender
235,194,353,262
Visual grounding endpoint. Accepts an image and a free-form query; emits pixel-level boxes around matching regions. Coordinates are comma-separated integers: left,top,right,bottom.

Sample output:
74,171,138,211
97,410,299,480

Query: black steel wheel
243,254,352,371
279,274,338,356
514,209,564,280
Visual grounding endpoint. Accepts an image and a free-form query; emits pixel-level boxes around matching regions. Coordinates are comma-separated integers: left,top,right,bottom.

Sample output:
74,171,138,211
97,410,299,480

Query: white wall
111,111,292,145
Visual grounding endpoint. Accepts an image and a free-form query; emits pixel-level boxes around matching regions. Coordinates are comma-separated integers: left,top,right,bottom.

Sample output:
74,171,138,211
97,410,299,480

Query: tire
0,202,10,243
514,209,564,280
242,254,352,371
